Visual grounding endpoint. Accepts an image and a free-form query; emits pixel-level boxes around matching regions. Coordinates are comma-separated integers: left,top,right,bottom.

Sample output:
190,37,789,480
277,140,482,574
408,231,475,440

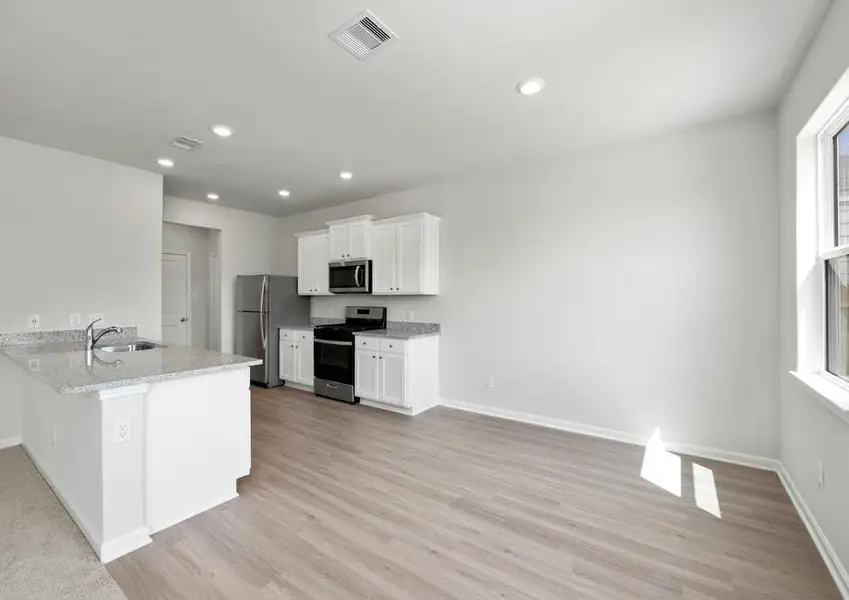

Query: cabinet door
329,224,348,260
280,341,296,381
297,238,311,295
355,349,380,400
371,224,396,294
314,235,330,294
297,340,314,385
347,222,370,259
379,353,407,406
396,219,423,294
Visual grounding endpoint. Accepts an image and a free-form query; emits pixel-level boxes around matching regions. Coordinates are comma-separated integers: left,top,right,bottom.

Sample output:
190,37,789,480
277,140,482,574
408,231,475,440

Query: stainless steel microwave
329,259,372,294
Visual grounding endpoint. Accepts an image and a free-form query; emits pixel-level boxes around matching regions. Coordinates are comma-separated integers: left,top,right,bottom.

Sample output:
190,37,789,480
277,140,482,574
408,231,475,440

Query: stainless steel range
313,306,386,404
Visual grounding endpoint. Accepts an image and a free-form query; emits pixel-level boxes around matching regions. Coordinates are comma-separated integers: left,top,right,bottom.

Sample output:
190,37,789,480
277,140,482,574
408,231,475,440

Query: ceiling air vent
169,136,204,151
329,10,397,60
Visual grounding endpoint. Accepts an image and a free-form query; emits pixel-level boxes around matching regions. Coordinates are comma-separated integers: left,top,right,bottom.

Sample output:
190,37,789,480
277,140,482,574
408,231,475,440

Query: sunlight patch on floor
640,428,682,497
692,462,722,518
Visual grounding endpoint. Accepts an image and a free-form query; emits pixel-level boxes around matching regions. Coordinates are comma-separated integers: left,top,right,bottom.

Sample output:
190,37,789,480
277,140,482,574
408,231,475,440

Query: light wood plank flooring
108,386,841,599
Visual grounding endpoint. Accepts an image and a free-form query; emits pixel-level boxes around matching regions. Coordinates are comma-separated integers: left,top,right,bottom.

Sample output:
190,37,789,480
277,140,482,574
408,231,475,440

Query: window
824,121,849,381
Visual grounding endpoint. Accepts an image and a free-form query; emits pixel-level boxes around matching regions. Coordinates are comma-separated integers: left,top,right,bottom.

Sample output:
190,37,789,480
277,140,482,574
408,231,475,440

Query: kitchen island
0,330,261,562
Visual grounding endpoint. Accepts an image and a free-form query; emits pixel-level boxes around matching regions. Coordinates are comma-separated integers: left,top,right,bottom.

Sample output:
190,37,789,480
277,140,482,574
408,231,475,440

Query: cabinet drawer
379,338,406,355
294,328,314,342
356,336,380,351
279,329,294,342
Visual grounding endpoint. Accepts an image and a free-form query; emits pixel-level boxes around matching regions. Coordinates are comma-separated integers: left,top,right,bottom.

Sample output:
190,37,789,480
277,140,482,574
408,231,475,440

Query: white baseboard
438,399,777,471
777,465,849,599
99,527,152,563
148,488,238,535
0,435,21,450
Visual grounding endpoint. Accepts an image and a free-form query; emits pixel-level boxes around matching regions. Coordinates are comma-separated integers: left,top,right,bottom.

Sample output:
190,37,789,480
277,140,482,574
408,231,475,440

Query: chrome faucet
84,318,124,351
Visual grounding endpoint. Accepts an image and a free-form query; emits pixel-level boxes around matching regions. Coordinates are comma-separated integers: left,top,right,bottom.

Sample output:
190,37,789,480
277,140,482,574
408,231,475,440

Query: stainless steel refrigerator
235,275,310,387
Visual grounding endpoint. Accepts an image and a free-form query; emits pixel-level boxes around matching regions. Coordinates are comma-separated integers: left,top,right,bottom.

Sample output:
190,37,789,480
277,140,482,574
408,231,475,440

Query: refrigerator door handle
260,276,267,349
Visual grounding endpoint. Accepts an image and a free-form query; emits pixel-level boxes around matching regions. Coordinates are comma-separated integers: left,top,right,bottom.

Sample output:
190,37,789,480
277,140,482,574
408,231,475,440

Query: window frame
818,101,849,385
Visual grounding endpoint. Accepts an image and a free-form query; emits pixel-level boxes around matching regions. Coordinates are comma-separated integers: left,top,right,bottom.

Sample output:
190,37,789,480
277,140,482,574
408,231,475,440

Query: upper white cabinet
328,216,374,260
295,213,440,295
372,213,440,295
295,231,331,296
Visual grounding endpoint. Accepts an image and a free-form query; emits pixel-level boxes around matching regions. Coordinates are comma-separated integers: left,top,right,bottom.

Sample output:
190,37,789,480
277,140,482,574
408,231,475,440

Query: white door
162,253,190,346
397,220,423,294
329,224,348,260
297,340,314,385
380,353,406,406
347,223,369,259
371,224,396,294
355,349,380,400
280,340,296,381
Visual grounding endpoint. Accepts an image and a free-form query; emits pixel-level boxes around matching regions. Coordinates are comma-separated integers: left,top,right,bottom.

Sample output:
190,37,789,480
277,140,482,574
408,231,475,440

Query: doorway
161,252,191,346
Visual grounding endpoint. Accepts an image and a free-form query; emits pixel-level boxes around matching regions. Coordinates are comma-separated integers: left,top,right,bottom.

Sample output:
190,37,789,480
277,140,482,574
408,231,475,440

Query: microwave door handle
354,265,362,288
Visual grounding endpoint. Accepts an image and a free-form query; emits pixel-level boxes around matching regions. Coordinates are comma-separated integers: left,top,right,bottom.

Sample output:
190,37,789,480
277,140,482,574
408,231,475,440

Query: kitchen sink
96,342,165,353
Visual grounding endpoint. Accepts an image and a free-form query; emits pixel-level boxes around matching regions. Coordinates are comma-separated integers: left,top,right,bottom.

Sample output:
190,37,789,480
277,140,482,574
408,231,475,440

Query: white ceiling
0,0,831,216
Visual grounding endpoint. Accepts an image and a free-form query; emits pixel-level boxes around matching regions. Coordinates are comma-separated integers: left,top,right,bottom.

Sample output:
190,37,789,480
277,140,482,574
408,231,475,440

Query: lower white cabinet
279,329,314,386
354,334,439,414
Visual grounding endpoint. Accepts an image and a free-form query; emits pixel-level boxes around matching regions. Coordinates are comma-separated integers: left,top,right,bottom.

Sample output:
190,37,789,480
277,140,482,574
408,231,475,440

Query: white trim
99,527,152,563
361,398,435,416
284,381,315,393
0,435,21,450
790,371,849,423
209,253,221,351
820,244,849,260
162,250,192,347
438,398,778,470
777,465,849,599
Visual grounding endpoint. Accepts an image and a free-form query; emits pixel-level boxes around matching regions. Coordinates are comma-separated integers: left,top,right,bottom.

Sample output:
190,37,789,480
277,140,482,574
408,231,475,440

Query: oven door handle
314,339,353,347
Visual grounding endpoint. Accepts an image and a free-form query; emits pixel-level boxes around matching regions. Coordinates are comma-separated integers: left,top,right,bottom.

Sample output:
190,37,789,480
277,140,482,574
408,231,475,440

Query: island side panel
20,375,105,550
145,368,251,534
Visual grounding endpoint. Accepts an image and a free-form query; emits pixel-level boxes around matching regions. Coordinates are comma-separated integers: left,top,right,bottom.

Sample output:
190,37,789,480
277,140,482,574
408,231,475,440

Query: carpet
0,446,128,600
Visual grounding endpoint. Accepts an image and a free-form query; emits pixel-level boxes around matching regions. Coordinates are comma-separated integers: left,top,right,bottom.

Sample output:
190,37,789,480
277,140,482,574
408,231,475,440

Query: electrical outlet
28,358,40,371
112,419,132,445
69,313,81,328
486,375,495,390
817,461,825,489
27,314,41,328
407,310,415,321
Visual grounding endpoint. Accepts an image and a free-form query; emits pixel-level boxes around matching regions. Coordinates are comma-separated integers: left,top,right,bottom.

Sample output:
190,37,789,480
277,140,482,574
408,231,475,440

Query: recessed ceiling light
517,78,546,96
157,158,175,168
207,193,219,201
340,171,353,180
278,189,291,197
211,125,233,138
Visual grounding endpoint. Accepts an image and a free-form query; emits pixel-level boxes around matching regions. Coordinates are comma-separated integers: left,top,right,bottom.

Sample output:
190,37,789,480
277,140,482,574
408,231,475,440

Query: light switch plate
69,313,82,327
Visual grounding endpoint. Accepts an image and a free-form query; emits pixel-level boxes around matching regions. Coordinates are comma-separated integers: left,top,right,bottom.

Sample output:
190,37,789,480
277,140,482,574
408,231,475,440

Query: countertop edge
354,331,441,340
57,359,262,395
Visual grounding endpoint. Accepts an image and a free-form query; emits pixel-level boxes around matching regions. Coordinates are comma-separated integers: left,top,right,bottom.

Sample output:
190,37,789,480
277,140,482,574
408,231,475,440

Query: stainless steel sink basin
96,342,165,353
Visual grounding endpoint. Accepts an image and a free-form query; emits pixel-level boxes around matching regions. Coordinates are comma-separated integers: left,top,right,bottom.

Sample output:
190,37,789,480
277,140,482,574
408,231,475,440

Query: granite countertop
355,329,440,340
277,324,313,331
0,336,262,395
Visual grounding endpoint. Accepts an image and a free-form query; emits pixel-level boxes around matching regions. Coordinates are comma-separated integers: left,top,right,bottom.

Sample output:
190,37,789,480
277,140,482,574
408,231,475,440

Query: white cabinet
371,213,440,295
327,216,374,260
354,334,440,414
296,231,330,296
354,349,379,400
279,329,314,386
